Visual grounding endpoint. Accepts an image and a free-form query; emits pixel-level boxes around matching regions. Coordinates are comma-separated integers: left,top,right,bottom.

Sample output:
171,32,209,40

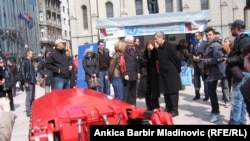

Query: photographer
226,20,250,125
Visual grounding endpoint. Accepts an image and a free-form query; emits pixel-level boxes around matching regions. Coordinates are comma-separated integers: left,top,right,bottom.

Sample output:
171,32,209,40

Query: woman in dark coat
138,40,160,111
82,48,99,90
37,48,54,93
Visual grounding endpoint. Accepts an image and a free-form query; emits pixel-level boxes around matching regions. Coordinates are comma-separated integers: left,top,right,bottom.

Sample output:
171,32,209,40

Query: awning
96,10,211,29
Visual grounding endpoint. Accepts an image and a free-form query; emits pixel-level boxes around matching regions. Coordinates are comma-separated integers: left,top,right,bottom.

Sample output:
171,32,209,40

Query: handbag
87,76,101,88
38,77,45,88
180,66,192,86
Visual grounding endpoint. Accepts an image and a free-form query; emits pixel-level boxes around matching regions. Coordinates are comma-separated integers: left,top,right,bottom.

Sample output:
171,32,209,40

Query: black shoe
171,112,179,117
203,97,209,101
193,96,200,100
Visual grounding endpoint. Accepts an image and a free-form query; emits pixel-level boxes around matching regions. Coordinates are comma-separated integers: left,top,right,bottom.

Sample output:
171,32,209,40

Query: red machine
29,88,173,141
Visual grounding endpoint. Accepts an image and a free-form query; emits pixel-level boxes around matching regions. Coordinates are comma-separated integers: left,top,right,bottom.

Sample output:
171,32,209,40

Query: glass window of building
135,0,143,15
106,2,114,18
39,11,43,21
82,5,88,29
177,0,182,12
201,0,209,10
165,0,173,12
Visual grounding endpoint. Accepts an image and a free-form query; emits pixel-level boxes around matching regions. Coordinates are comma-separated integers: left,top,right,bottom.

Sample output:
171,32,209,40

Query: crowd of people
1,19,250,140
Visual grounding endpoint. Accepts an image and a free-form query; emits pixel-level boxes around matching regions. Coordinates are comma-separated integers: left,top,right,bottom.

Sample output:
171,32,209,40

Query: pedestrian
37,48,54,93
191,31,209,101
95,40,111,95
65,49,76,88
137,40,160,111
154,31,182,117
123,35,141,105
20,49,36,117
226,20,250,125
201,27,226,123
82,48,99,90
241,52,250,117
108,40,126,100
46,39,72,90
0,58,16,111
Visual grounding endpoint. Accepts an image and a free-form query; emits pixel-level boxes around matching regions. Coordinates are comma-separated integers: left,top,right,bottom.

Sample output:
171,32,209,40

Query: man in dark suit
154,31,182,117
123,35,141,105
192,31,209,101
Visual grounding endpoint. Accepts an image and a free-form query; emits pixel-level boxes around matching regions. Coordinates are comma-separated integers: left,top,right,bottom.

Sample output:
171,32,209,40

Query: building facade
0,0,40,60
69,0,248,55
60,0,71,53
38,0,62,51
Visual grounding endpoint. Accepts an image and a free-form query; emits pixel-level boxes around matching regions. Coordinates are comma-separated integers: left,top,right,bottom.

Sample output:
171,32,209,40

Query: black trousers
163,92,179,114
5,89,14,111
123,80,137,106
207,80,219,114
193,66,209,98
145,95,160,111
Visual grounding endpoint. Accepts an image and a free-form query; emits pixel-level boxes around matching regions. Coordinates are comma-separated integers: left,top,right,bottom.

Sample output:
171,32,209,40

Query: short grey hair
124,35,134,42
154,31,165,39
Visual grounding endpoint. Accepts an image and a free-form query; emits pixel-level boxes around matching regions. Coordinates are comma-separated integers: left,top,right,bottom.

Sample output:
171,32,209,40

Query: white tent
96,10,210,29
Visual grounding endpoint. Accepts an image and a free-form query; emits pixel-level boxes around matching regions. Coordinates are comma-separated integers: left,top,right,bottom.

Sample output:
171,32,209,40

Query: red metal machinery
29,88,173,141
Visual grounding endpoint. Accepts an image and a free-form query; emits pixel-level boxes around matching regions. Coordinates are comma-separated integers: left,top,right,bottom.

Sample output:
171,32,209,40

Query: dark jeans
25,83,36,116
207,80,219,114
53,77,70,90
98,71,110,95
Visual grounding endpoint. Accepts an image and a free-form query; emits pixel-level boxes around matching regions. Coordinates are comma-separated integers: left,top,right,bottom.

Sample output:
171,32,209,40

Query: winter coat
203,38,226,82
157,41,182,94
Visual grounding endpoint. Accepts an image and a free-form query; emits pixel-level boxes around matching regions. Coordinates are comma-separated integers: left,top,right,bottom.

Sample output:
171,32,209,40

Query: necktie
195,42,200,53
130,48,135,56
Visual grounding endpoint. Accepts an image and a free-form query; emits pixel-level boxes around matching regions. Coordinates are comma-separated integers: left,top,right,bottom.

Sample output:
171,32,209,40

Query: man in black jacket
226,20,250,125
154,31,182,117
20,49,36,117
46,39,72,90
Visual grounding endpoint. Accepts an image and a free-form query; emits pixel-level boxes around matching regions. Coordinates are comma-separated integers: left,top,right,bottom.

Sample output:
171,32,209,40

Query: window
135,0,143,15
82,5,88,29
201,0,209,10
64,30,67,36
63,18,66,25
176,0,182,12
106,2,113,18
40,28,44,37
39,11,43,21
63,6,65,12
165,0,173,12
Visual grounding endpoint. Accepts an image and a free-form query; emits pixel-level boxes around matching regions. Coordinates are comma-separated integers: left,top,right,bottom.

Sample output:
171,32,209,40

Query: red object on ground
29,88,173,141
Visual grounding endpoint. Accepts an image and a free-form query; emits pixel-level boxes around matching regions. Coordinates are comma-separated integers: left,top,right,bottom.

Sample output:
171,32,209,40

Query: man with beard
226,20,250,125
